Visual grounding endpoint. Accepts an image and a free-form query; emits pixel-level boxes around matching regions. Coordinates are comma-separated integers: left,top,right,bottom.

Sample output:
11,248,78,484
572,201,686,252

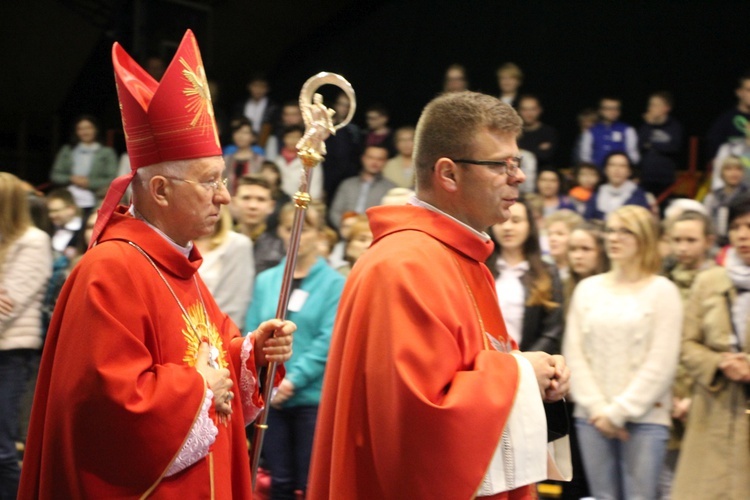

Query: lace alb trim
241,333,263,424
165,389,218,477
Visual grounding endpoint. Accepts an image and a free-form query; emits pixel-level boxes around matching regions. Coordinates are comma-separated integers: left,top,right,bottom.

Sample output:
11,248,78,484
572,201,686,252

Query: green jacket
50,144,118,196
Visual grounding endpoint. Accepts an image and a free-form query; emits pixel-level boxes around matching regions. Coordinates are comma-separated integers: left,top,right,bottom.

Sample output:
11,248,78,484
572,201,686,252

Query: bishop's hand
196,342,233,416
252,319,295,368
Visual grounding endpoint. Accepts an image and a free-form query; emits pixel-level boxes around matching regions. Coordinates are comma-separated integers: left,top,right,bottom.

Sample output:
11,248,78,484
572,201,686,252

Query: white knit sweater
563,274,683,427
0,226,52,350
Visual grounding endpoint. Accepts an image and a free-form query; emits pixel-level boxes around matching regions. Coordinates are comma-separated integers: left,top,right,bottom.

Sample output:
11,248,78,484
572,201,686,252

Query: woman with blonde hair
0,173,52,498
563,205,682,499
195,206,253,329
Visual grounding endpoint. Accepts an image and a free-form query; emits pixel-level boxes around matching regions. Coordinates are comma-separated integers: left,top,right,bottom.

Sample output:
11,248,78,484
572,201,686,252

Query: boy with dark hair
580,96,639,168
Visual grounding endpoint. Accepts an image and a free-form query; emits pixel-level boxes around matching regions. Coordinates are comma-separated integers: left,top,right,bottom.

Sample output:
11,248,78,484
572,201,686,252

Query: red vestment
307,205,534,499
19,209,276,499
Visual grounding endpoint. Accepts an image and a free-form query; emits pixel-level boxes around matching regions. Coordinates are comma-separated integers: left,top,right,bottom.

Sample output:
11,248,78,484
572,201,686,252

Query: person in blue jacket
245,202,345,499
584,152,650,220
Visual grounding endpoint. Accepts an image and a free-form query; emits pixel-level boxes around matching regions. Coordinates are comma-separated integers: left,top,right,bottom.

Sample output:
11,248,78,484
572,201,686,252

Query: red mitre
89,29,221,248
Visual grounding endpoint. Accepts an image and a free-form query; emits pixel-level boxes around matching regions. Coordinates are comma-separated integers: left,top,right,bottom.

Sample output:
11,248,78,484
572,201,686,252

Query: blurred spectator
224,117,265,195
496,62,523,109
336,216,373,278
705,71,750,160
710,118,750,191
266,101,304,161
363,104,396,158
0,173,52,499
232,175,285,275
327,212,361,269
382,126,415,188
322,92,361,203
25,190,52,238
580,97,640,168
564,205,682,500
544,209,584,281
275,126,324,201
487,199,563,354
317,225,339,261
571,107,598,165
235,73,279,147
246,203,344,498
536,169,576,217
259,161,292,233
195,207,254,329
568,163,601,214
638,91,683,197
563,221,609,313
443,64,469,93
45,188,83,259
703,156,748,246
329,145,395,230
49,114,118,217
517,94,558,168
672,193,750,499
660,210,715,498
584,152,650,220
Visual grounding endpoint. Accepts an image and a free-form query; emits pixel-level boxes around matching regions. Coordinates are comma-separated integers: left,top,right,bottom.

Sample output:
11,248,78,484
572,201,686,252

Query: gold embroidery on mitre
181,302,227,369
114,80,129,141
180,48,220,148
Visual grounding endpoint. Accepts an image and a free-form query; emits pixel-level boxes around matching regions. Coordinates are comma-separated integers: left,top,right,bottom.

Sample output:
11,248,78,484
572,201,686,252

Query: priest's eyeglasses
164,176,228,192
450,156,523,176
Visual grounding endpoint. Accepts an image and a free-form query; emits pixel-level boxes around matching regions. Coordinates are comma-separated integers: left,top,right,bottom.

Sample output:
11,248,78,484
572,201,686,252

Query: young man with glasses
309,91,571,499
19,30,294,499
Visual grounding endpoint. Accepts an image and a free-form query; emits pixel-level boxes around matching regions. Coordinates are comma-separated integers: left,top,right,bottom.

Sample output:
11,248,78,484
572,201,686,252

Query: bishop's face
165,156,230,245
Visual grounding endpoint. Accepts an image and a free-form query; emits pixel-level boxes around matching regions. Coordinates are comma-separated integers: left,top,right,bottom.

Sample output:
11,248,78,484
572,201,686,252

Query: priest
308,91,570,499
18,30,293,499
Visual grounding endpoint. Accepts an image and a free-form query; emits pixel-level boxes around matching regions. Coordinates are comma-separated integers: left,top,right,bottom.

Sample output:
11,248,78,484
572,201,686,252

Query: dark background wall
2,0,748,185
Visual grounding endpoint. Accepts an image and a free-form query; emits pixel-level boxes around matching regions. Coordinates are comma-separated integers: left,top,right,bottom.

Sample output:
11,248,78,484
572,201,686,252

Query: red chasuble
19,209,274,499
307,205,533,499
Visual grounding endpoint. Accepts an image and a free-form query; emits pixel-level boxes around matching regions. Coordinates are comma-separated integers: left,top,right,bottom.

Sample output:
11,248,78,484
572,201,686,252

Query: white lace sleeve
240,333,264,424
165,389,218,477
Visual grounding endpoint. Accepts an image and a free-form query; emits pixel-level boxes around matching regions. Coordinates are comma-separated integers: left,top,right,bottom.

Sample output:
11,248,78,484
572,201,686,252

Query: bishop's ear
150,176,172,206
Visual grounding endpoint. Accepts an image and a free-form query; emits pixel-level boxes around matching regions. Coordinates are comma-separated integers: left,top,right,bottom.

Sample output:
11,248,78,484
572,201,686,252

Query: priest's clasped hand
544,354,570,403
518,351,570,403
196,342,234,416
252,319,295,368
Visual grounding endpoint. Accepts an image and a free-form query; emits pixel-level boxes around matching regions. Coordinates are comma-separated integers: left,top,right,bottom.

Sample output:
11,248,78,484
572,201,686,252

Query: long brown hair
489,198,558,309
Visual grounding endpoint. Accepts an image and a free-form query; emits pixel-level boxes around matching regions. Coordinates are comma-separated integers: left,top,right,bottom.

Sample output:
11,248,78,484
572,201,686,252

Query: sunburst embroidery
182,302,227,369
180,48,220,147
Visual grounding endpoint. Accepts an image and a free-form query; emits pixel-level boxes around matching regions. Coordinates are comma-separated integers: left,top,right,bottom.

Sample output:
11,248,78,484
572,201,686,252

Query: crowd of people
1,38,749,500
